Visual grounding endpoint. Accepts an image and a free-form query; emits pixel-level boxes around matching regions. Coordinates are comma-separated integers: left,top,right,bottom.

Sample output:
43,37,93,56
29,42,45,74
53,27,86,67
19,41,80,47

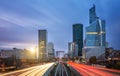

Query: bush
115,61,120,69
89,56,97,64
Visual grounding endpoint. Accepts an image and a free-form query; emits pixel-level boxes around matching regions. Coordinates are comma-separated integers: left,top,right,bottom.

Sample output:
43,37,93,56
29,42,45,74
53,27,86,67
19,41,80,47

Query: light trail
34,63,53,76
68,62,120,76
0,66,39,76
61,63,68,76
18,63,54,76
1,63,54,76
54,62,69,76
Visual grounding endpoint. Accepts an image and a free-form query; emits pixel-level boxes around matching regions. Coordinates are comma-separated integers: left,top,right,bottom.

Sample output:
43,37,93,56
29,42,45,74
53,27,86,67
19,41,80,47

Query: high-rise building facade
68,42,78,57
38,30,47,62
83,5,106,61
73,24,83,56
47,42,55,59
86,5,106,47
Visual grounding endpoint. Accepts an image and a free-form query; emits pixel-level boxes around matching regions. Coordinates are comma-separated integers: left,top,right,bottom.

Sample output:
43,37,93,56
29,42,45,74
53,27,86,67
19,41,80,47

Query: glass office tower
86,5,106,47
73,24,83,56
83,5,106,61
38,30,47,62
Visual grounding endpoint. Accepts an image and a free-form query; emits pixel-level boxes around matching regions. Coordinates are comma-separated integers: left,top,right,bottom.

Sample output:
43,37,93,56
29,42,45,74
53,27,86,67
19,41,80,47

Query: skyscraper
86,5,106,47
68,42,78,57
83,5,106,61
47,42,55,59
73,24,83,56
89,4,97,24
38,30,47,62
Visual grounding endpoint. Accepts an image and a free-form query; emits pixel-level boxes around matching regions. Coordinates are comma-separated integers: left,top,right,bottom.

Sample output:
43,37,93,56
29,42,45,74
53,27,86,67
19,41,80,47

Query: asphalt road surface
49,62,80,76
0,63,54,76
68,62,120,76
1,62,120,76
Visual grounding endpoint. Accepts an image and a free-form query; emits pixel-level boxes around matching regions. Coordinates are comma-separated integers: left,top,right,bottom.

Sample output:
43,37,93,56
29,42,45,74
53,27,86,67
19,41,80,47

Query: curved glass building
83,5,106,61
86,5,106,47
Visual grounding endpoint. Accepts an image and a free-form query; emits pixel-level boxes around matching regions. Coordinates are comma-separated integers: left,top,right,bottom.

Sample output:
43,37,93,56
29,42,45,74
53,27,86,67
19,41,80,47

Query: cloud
0,42,35,49
0,0,120,50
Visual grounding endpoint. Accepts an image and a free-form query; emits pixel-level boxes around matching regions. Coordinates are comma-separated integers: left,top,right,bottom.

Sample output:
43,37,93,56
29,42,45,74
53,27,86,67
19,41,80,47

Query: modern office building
73,24,83,56
68,42,78,57
47,42,55,59
38,30,47,62
83,5,106,61
86,5,106,47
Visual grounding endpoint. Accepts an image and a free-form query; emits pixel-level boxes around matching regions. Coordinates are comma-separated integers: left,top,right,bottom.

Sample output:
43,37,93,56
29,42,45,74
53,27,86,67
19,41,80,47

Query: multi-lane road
49,62,80,76
1,62,120,76
68,62,120,76
0,63,54,76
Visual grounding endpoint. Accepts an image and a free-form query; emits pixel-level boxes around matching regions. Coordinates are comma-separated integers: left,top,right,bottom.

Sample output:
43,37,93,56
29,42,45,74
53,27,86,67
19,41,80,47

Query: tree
89,56,97,64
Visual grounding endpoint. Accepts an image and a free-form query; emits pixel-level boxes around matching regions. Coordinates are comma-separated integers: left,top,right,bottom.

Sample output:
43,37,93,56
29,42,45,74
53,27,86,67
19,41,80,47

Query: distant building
38,30,47,62
68,42,78,57
0,48,22,59
47,42,55,59
73,24,83,56
56,51,64,58
83,5,106,61
64,53,69,58
0,48,36,60
105,48,120,60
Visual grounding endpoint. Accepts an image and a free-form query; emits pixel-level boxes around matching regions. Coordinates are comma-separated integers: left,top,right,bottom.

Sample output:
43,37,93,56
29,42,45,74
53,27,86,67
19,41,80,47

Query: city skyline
0,0,120,51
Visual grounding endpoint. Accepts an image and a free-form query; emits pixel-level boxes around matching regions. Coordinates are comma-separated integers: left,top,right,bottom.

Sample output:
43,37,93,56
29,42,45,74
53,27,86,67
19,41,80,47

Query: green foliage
106,61,120,70
115,61,120,69
89,56,97,64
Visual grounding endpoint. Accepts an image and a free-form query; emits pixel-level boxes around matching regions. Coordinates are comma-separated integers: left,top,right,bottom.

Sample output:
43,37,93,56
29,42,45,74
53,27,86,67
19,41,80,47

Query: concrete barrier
92,64,106,68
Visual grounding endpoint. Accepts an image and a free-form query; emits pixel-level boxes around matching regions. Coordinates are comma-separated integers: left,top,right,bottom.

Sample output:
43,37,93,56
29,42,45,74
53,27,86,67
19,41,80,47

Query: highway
1,62,120,76
48,62,81,76
0,63,54,76
68,62,120,76
54,62,69,76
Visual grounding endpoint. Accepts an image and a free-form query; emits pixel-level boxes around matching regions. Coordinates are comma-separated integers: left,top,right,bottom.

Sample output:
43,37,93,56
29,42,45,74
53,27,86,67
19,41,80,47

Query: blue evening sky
0,0,120,52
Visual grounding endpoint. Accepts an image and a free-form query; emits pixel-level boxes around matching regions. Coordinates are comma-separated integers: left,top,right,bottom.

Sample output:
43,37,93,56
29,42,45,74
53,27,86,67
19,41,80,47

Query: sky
0,0,120,52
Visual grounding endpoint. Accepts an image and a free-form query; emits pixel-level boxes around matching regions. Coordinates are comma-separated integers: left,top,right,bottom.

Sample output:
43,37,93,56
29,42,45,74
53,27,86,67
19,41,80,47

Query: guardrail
62,63,68,76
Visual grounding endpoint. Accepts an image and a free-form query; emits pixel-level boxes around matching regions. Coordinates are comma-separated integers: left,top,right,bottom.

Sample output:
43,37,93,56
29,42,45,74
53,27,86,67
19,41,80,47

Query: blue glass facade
73,24,83,56
89,4,97,24
86,5,106,47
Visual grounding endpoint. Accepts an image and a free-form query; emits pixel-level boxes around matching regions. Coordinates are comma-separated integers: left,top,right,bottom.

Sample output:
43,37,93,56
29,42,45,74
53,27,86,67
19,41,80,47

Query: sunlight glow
29,47,35,53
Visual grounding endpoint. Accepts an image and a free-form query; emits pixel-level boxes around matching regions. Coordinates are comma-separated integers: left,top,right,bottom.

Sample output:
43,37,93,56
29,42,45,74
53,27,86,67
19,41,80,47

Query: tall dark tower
73,24,83,56
38,30,47,62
